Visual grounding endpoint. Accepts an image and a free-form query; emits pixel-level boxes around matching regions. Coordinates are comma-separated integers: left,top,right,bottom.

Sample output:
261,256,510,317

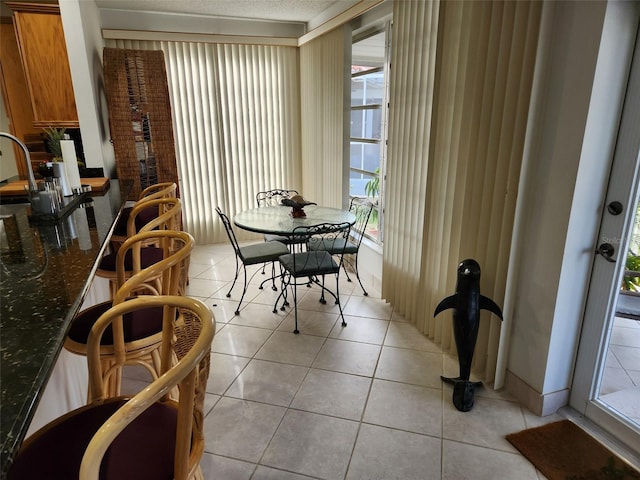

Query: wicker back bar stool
65,229,194,397
10,295,214,480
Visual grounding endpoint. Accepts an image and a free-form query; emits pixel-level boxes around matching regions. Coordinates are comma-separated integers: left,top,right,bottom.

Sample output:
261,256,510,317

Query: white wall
59,0,115,176
506,0,638,414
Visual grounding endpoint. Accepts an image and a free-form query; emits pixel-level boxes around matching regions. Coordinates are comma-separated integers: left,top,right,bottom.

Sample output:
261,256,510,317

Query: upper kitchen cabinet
6,2,78,128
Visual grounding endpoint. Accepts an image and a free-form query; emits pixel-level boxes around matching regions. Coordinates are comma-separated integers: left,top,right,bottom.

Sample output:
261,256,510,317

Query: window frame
348,22,391,245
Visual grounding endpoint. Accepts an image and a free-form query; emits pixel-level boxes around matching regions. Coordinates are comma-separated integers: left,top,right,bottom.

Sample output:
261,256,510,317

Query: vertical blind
383,0,440,323
299,27,347,208
105,38,301,244
383,0,542,384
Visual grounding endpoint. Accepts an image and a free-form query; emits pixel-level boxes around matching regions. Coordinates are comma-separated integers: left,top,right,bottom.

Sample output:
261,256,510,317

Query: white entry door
570,18,640,457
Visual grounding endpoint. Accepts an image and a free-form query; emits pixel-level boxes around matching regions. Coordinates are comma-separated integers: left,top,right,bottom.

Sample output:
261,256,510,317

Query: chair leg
233,264,249,315
101,358,122,398
292,280,299,334
274,270,290,313
341,261,353,283
258,262,279,292
226,256,241,298
271,262,278,291
318,275,327,304
352,254,368,296
335,274,347,327
226,256,250,315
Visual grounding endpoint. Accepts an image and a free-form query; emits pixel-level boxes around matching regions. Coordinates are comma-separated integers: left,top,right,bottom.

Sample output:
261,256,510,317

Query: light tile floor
125,243,566,479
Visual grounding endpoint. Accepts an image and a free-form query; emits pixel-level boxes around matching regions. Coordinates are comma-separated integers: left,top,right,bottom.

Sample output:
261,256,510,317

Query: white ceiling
94,0,360,24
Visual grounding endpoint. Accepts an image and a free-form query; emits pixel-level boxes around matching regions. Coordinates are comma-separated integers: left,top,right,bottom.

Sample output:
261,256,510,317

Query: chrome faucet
0,131,38,192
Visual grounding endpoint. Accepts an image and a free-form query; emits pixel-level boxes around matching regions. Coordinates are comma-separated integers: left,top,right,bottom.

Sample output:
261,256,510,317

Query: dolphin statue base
440,377,482,412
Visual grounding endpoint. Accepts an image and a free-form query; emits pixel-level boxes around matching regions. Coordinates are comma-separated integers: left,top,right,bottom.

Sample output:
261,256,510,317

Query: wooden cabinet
5,2,78,128
0,19,40,181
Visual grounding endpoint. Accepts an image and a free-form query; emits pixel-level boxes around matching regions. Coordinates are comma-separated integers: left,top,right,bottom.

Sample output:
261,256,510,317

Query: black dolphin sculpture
434,259,503,412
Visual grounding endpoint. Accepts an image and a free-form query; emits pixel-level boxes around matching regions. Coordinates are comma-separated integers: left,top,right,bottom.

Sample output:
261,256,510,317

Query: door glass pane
350,109,382,139
351,73,384,106
349,28,388,242
350,142,380,173
600,198,640,427
349,169,377,197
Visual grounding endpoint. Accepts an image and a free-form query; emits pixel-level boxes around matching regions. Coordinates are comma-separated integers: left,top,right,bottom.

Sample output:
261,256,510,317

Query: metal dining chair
255,188,299,208
255,189,306,285
274,222,352,334
307,197,374,295
216,207,289,315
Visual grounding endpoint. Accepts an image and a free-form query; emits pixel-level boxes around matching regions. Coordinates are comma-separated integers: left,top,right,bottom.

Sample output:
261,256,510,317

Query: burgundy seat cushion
8,399,178,480
112,205,159,237
66,302,164,345
98,246,164,272
112,207,132,236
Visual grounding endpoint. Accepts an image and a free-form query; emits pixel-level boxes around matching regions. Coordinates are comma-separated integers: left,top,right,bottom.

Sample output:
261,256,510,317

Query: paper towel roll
52,162,72,197
61,139,81,190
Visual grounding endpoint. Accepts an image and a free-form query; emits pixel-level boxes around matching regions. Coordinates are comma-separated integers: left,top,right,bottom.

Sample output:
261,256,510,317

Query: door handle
596,243,616,263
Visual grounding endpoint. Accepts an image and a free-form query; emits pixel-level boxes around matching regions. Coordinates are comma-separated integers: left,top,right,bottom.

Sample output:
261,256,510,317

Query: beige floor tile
294,286,344,314
277,310,340,337
228,302,287,330
600,366,636,395
363,379,443,436
255,330,327,366
384,322,443,352
186,261,212,278
207,352,251,395
291,369,371,420
611,325,640,347
329,315,389,345
346,423,442,480
442,440,539,480
200,453,255,480
375,345,444,388
443,396,526,452
521,409,564,429
343,295,393,320
600,386,640,421
261,410,359,480
203,392,221,417
226,358,308,406
209,298,241,324
212,324,273,357
252,465,320,479
611,344,640,371
203,397,286,463
313,338,381,376
215,280,265,307
186,276,227,298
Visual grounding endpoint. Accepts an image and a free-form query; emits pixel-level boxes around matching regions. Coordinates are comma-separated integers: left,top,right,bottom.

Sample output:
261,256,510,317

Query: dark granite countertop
0,180,132,478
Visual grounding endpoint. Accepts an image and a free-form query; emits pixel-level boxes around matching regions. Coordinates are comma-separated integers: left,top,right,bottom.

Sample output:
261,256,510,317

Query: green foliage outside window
623,253,640,291
364,167,380,227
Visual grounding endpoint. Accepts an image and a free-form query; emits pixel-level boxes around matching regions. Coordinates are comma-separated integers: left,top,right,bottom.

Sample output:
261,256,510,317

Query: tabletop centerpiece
281,195,316,218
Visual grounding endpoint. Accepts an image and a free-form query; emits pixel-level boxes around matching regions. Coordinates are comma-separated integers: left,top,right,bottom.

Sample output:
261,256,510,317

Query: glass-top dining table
233,204,356,235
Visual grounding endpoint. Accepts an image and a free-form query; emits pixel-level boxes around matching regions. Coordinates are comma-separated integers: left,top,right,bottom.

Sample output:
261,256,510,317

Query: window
349,26,390,243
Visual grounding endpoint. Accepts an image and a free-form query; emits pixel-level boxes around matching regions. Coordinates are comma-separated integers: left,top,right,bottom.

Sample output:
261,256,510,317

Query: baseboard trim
505,370,570,416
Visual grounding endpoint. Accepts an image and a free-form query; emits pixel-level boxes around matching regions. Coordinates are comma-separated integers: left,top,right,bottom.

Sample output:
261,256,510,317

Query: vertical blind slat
383,0,541,383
